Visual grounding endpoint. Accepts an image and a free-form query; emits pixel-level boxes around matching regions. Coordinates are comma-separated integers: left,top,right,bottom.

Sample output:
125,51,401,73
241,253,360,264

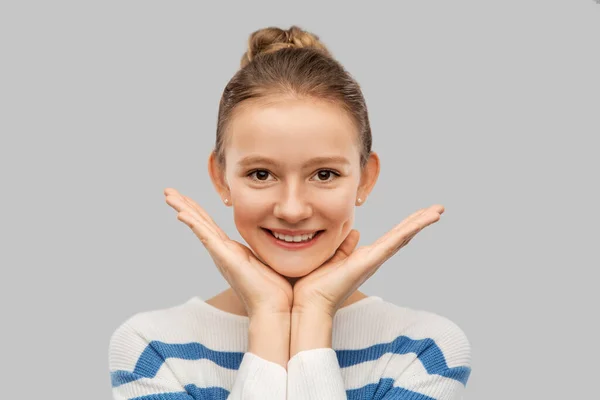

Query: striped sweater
109,295,472,399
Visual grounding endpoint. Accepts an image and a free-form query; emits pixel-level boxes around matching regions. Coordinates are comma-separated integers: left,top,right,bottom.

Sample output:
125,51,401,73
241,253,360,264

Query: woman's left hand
292,205,445,317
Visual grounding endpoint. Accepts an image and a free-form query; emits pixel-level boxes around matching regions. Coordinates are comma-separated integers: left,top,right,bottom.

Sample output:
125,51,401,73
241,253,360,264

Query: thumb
329,229,360,263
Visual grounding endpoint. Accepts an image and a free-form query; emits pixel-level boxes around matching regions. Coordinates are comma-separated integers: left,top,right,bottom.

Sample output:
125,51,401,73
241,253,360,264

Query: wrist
249,310,291,327
249,303,291,318
249,307,291,322
290,307,334,358
291,304,335,318
248,312,291,369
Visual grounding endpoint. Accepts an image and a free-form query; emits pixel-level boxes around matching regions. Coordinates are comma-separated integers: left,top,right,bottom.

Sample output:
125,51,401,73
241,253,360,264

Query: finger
370,208,426,247
164,187,180,197
164,188,228,240
177,211,235,280
369,208,442,265
181,195,228,240
374,205,443,247
166,195,221,239
345,206,443,283
177,211,211,243
301,229,361,284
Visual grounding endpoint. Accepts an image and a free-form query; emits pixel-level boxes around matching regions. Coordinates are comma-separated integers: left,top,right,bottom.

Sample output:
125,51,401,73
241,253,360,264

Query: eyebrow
237,155,351,169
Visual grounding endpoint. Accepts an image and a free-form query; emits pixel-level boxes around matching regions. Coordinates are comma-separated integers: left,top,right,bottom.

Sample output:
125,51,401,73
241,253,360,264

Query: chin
267,258,319,278
245,230,339,278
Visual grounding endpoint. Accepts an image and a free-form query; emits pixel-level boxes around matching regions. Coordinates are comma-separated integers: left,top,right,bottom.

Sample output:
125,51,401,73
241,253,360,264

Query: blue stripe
119,384,230,400
111,341,243,387
336,335,471,385
348,378,436,400
111,370,145,387
112,335,470,390
131,391,193,400
184,384,230,400
128,384,230,400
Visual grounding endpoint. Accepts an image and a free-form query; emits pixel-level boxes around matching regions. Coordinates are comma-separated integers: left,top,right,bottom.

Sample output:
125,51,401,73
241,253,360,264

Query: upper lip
265,228,322,235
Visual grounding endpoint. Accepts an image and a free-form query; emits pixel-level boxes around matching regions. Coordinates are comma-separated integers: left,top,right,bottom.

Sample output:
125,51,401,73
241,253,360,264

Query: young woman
109,25,472,400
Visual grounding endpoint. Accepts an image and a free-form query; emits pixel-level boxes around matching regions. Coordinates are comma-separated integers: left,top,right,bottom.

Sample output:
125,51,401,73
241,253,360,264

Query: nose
272,185,313,224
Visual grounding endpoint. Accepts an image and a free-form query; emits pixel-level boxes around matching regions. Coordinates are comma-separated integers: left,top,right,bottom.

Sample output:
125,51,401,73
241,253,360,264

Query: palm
164,188,293,315
293,230,363,310
293,205,445,314
223,239,294,310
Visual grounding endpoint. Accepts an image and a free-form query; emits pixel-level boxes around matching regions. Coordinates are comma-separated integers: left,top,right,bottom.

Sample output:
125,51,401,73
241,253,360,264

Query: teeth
271,231,318,242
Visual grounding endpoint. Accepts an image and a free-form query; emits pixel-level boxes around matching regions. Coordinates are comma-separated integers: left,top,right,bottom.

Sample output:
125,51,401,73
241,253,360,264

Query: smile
262,228,325,249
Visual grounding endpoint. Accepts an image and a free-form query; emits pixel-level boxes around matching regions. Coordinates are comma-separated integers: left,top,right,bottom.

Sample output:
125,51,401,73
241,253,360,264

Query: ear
357,151,380,205
208,151,231,205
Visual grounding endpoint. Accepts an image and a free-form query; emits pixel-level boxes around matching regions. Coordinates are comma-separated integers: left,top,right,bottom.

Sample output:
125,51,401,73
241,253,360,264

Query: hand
164,188,293,317
292,205,445,317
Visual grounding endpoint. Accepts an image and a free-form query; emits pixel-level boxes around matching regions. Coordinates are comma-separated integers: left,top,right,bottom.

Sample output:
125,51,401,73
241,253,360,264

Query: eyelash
246,169,341,184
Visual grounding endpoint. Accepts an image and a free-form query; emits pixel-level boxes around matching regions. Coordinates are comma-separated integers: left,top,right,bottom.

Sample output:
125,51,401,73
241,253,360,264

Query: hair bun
240,25,331,68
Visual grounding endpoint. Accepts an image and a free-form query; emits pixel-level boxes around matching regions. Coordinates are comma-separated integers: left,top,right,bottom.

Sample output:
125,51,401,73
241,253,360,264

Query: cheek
230,188,268,227
232,202,261,230
317,192,355,225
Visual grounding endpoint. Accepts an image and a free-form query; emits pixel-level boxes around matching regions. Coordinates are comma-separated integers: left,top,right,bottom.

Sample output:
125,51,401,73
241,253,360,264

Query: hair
214,25,372,171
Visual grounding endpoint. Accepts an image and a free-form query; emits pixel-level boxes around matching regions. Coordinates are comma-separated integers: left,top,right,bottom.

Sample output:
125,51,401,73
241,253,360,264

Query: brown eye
317,171,331,180
314,170,340,182
248,169,272,182
255,170,269,180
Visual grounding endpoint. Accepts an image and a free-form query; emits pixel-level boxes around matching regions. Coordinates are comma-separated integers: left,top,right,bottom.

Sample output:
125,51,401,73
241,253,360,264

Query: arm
248,312,291,370
287,308,347,400
109,318,288,400
286,308,472,400
378,320,472,400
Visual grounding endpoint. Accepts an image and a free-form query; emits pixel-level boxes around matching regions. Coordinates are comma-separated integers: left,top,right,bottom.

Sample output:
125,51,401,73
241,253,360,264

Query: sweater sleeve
286,319,472,400
287,347,347,400
109,320,287,399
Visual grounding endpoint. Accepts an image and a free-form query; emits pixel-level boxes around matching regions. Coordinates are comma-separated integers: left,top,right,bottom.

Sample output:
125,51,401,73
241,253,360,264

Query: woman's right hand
164,188,293,318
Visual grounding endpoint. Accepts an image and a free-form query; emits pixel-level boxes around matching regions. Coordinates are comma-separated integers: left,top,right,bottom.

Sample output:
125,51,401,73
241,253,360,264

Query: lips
261,228,325,249
263,228,323,239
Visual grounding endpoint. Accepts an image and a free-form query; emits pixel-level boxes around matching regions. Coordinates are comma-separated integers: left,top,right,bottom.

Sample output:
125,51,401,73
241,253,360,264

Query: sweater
109,295,472,399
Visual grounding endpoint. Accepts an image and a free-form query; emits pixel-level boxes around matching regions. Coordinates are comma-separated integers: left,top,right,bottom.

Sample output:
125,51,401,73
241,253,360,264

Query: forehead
225,97,360,165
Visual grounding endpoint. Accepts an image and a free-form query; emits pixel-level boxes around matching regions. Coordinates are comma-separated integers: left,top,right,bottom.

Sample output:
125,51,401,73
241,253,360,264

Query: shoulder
344,299,474,396
108,298,201,359
108,298,218,391
375,299,472,366
112,297,199,338
108,297,207,381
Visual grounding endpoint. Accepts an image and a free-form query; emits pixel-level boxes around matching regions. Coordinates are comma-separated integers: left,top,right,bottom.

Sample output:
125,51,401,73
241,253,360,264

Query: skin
164,94,445,365
205,95,381,316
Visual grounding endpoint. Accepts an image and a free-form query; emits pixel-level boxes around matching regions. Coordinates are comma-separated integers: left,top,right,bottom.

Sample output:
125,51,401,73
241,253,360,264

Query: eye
312,169,340,183
246,169,341,183
247,169,273,182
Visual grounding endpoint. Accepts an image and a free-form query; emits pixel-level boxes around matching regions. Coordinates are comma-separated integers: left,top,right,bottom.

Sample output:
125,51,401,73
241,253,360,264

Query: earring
224,198,229,204
357,198,362,204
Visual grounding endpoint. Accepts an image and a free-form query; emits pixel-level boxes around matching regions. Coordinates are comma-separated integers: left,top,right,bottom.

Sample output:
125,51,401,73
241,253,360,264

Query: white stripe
333,303,471,367
383,353,465,398
114,352,287,399
339,351,464,396
129,298,250,351
159,357,239,389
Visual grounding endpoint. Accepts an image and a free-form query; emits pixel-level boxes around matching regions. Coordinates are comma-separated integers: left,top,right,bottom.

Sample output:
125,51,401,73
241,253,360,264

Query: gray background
1,0,599,399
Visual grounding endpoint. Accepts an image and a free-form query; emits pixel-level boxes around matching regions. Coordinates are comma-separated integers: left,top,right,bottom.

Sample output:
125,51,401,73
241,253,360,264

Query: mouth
261,228,325,249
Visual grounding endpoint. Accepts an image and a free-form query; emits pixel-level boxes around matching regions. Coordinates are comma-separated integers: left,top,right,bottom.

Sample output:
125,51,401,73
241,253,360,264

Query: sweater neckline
189,295,384,322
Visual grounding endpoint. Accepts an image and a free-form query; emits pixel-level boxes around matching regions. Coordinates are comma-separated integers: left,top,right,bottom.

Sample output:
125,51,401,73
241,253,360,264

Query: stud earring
357,198,362,204
224,198,229,204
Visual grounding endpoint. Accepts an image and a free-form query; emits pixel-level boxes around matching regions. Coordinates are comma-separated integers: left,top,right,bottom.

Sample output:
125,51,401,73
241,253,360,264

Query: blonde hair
215,25,372,169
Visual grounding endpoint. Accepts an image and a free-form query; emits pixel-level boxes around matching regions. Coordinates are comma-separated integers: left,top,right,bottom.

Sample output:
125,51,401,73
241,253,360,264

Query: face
213,96,375,278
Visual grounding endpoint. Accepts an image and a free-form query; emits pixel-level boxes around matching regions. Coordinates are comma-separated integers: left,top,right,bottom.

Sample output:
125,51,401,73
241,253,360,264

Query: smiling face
209,95,379,279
